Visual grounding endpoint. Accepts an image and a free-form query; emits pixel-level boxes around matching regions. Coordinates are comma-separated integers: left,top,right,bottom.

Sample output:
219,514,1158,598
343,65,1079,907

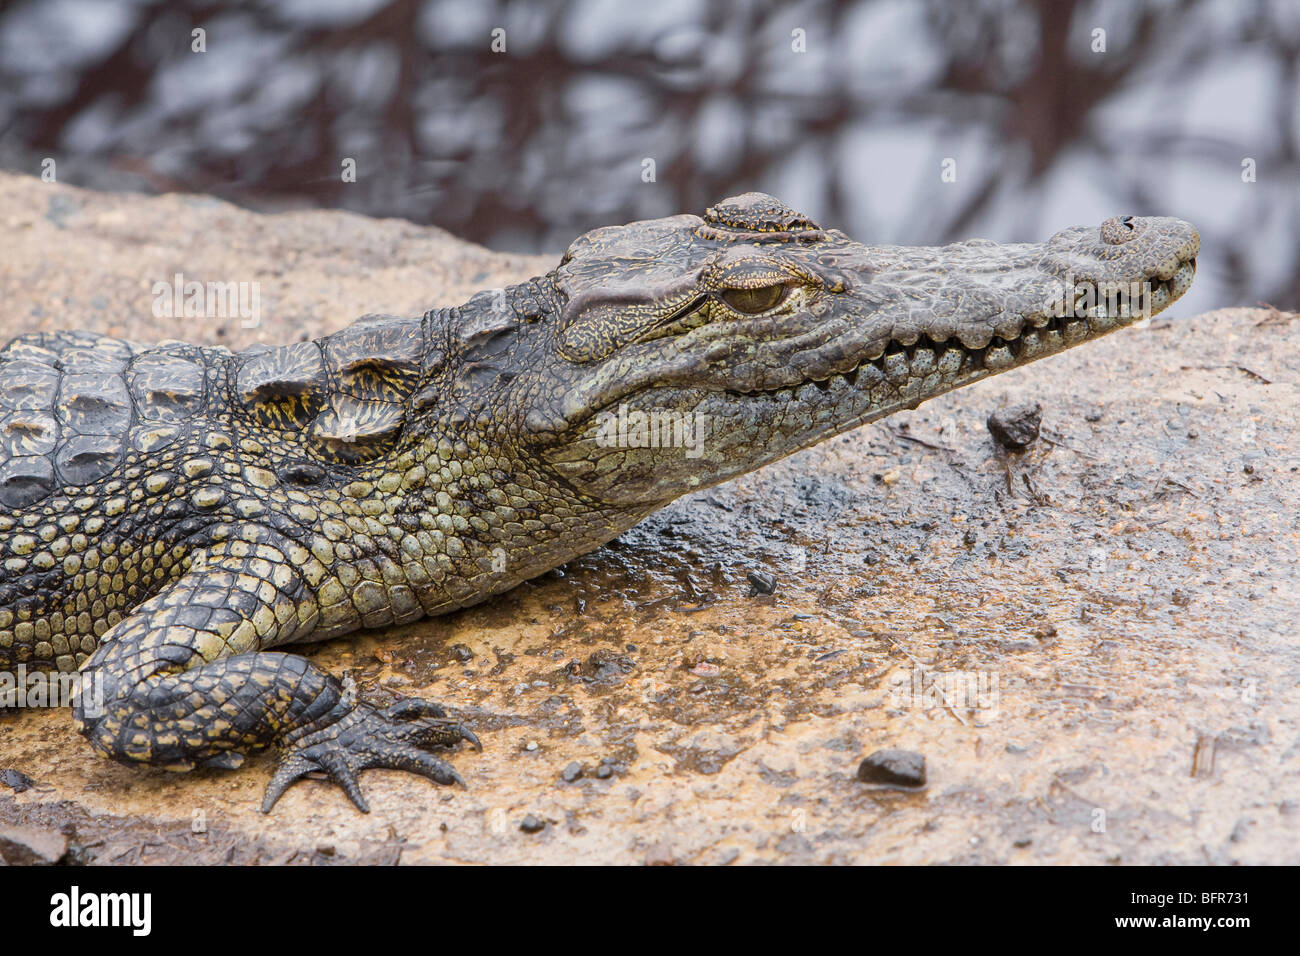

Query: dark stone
1,768,37,793
987,402,1043,449
519,814,546,834
0,825,68,865
747,570,777,595
561,761,584,783
856,748,927,787
571,649,634,684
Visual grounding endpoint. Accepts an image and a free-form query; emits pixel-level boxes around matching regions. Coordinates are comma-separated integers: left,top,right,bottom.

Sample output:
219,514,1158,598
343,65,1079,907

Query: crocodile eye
719,283,788,315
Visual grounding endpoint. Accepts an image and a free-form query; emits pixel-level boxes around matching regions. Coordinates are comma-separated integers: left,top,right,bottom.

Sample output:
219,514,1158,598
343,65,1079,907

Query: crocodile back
0,330,220,509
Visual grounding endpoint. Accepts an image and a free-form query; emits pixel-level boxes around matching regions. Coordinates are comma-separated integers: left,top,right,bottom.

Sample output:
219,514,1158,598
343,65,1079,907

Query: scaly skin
0,194,1199,812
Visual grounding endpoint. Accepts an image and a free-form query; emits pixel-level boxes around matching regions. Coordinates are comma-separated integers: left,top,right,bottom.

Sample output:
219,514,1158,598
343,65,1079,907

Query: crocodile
0,193,1198,812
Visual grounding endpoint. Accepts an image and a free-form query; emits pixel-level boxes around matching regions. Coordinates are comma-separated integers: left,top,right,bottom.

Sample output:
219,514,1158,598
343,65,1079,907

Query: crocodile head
510,192,1199,506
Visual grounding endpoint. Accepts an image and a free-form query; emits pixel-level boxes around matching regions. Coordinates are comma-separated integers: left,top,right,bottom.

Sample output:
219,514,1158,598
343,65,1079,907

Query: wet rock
519,814,546,834
0,824,68,865
857,749,927,788
1,768,37,793
747,570,777,595
568,649,635,684
987,402,1043,449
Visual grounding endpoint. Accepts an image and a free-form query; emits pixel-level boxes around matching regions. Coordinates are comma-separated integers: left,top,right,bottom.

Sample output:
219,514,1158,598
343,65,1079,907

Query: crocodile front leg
71,535,477,813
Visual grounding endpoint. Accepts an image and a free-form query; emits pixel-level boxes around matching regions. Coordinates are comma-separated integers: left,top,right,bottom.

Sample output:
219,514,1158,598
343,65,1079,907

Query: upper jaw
695,215,1201,396
544,215,1199,427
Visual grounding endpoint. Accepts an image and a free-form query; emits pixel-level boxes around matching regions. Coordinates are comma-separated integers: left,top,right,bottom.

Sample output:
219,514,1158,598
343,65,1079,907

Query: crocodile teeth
985,344,1014,370
956,327,995,350
729,254,1193,402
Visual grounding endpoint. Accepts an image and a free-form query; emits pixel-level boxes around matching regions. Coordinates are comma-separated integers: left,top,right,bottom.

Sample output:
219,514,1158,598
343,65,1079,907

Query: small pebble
519,814,546,834
645,841,674,866
747,570,777,595
987,402,1043,449
561,761,583,783
1,768,37,793
856,749,927,788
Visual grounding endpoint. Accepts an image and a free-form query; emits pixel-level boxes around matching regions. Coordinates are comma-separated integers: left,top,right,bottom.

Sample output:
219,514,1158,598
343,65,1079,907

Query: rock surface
0,823,68,865
1,171,1298,864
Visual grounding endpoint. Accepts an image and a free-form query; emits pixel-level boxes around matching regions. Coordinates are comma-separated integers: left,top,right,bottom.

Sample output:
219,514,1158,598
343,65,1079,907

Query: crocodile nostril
1100,215,1141,245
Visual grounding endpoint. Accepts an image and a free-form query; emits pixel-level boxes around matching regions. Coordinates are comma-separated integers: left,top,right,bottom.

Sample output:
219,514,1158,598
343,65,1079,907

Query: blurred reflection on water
0,0,1295,314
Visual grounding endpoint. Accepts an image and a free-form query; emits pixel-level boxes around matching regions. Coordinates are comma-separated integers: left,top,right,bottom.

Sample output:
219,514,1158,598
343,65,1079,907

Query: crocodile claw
261,698,476,813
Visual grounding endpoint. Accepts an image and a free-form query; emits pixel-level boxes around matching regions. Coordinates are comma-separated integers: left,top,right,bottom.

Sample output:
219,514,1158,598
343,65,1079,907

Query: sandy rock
1,171,1298,863
0,824,67,865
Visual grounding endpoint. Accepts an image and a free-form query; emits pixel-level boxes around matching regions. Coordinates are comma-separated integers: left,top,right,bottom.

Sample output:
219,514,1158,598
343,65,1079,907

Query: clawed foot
262,698,480,813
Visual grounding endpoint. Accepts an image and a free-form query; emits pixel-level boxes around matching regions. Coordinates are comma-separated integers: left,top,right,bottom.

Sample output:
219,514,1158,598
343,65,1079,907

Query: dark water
0,0,1296,315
